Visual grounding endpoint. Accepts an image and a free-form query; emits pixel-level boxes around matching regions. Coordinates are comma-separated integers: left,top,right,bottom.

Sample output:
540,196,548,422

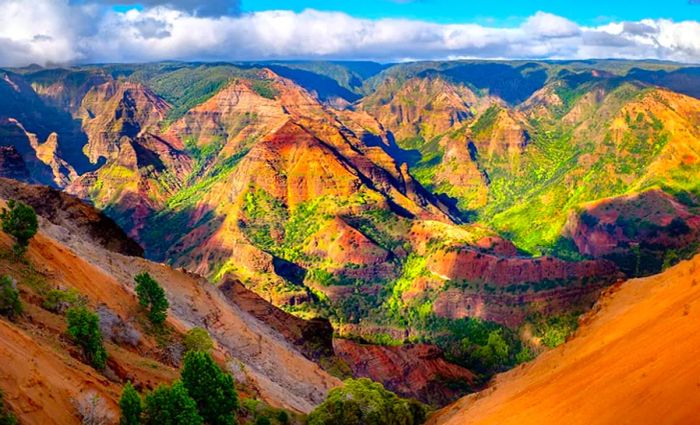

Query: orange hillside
428,254,700,425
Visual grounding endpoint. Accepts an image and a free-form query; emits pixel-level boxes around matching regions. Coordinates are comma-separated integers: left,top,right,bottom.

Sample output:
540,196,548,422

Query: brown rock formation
333,339,476,407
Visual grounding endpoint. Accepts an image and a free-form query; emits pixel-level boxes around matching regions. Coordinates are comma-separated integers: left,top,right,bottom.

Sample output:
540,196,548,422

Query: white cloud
0,0,699,67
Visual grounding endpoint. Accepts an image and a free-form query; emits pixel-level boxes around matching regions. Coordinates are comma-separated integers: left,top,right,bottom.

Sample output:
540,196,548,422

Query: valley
1,59,699,424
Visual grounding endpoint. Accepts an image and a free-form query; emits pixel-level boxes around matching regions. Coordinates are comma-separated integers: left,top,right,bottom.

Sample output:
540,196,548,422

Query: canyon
1,59,700,423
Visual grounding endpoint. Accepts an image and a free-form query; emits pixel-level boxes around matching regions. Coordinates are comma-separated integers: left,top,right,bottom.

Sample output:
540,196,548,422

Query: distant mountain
2,60,700,398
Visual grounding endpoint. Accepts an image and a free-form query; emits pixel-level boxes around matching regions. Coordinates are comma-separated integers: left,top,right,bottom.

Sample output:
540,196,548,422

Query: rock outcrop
334,339,476,407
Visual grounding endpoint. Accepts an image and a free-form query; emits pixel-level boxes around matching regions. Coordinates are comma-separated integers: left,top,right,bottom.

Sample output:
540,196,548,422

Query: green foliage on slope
307,378,428,425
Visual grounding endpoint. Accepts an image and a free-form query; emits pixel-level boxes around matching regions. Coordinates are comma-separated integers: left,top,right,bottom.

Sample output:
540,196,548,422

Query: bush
0,390,17,425
276,410,290,424
135,272,169,325
142,382,202,425
254,417,271,425
0,199,38,257
66,307,108,370
307,378,428,425
72,391,114,425
0,276,22,320
43,288,85,314
181,351,238,425
183,327,213,354
119,382,142,425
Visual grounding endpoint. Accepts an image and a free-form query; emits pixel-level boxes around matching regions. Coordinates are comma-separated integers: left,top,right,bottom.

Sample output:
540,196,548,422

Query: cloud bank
1,0,699,67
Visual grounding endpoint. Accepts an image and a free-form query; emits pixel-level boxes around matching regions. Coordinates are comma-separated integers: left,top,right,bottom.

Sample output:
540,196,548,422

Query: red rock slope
428,254,700,425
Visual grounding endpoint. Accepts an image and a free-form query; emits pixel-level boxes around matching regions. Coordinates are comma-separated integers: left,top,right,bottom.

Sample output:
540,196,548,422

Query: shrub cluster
120,350,238,425
307,378,427,425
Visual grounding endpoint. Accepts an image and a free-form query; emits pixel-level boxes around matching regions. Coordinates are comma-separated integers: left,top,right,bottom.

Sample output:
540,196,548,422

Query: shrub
0,390,17,425
142,381,202,425
72,391,114,425
0,199,38,257
307,378,428,425
66,307,108,370
135,272,169,325
276,410,290,424
43,288,85,314
119,382,142,425
0,276,22,320
183,327,213,353
254,417,271,425
181,351,238,425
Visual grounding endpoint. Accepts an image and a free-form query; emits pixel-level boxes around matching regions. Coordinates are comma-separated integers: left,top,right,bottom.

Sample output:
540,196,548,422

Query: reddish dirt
428,254,700,425
334,339,476,407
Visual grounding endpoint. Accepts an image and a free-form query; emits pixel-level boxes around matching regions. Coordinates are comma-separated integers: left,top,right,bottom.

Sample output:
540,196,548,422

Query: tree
276,411,290,425
307,378,427,425
183,327,213,354
66,306,107,370
142,382,202,425
0,199,38,257
254,417,271,425
0,276,22,319
180,351,238,425
135,272,169,325
119,382,142,425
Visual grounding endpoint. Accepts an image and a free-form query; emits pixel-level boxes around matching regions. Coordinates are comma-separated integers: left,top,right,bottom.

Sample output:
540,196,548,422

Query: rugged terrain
0,179,340,422
427,253,700,425
1,59,700,416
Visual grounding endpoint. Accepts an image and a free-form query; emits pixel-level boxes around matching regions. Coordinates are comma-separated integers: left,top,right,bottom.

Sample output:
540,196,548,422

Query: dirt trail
428,254,700,425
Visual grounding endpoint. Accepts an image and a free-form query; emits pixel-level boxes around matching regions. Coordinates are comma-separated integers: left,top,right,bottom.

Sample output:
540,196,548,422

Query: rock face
219,279,335,361
565,189,700,275
333,339,476,407
359,76,490,142
0,71,94,186
0,177,143,257
427,254,700,425
78,80,172,163
0,146,30,180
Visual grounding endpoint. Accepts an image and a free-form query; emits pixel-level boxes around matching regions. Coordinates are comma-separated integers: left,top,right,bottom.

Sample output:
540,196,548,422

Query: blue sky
245,0,700,25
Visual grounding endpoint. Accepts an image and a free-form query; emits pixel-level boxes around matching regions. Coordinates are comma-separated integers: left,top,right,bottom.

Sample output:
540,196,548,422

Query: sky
0,0,699,66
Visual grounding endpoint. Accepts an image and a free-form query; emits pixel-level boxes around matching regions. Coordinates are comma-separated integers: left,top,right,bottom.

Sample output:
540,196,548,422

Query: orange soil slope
0,189,340,421
428,254,700,425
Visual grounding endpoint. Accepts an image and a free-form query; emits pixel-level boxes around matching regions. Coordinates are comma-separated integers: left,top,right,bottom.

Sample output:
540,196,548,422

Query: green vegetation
135,272,169,326
183,327,214,354
250,80,279,99
143,65,240,123
42,288,85,314
119,382,142,425
66,306,108,370
142,381,202,425
307,378,427,425
530,312,580,348
119,349,239,425
0,199,38,257
240,398,294,425
181,351,238,425
0,390,17,425
470,105,500,139
0,276,22,320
